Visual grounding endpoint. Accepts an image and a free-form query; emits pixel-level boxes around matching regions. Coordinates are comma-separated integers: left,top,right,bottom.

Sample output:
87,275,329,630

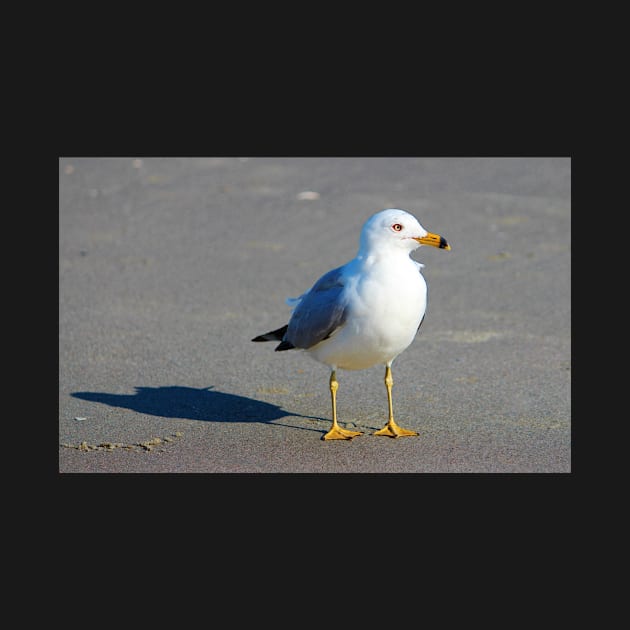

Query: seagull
252,208,451,440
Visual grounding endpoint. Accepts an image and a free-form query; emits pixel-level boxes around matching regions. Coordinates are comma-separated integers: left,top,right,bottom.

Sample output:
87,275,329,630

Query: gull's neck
355,245,416,268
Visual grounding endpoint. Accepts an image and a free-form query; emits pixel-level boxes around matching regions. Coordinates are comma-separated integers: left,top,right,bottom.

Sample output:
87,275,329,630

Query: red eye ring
392,223,403,232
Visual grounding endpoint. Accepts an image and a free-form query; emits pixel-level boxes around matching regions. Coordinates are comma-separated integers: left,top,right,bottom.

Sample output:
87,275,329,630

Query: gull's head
359,208,451,255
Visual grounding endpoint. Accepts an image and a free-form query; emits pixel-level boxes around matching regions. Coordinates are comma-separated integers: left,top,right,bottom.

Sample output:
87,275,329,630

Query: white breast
307,257,427,370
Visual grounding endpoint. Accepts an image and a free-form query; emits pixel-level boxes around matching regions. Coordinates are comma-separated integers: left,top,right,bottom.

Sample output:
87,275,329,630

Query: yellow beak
415,232,451,250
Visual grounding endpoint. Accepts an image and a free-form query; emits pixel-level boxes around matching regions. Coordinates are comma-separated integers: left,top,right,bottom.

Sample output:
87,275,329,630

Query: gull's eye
392,223,403,232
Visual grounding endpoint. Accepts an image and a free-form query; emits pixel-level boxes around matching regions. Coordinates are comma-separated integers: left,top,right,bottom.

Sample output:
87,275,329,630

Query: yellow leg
374,365,419,438
322,370,363,440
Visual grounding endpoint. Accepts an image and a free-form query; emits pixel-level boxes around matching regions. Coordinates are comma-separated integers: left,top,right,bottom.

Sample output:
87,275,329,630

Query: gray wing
285,266,348,349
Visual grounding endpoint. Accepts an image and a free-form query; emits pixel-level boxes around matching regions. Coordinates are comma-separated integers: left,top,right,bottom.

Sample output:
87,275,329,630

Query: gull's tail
251,324,295,351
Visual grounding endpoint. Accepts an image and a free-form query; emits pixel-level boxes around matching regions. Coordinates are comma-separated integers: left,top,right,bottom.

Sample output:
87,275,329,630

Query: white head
358,208,450,256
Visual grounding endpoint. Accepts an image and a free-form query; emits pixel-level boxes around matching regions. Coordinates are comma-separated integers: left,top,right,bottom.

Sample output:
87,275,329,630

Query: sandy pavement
59,157,570,473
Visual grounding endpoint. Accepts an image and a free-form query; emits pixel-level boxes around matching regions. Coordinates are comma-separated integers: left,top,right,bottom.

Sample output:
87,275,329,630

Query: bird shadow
71,385,326,433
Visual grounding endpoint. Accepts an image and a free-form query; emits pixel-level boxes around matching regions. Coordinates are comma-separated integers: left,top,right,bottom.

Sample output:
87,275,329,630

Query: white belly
308,262,427,370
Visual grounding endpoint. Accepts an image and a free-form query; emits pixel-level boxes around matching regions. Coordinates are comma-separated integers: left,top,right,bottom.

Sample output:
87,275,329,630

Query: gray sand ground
59,157,571,473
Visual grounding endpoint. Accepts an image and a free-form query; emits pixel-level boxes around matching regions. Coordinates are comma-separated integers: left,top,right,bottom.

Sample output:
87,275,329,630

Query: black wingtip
274,340,295,351
251,324,289,343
